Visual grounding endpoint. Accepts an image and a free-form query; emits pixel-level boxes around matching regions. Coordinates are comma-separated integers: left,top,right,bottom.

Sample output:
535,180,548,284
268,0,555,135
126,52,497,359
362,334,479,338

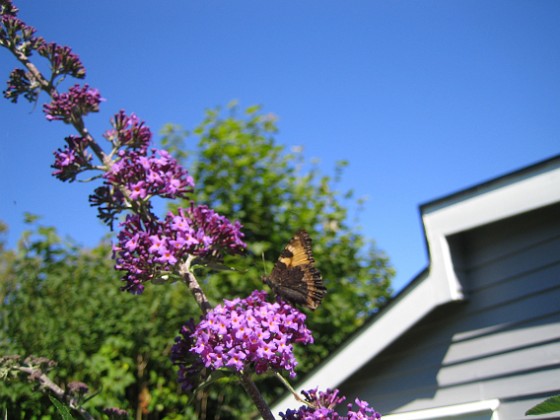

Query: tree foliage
163,104,393,370
0,222,196,418
1,104,393,419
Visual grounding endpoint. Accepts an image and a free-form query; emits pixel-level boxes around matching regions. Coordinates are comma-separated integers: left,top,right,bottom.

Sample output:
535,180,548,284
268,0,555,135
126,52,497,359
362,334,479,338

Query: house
273,155,560,419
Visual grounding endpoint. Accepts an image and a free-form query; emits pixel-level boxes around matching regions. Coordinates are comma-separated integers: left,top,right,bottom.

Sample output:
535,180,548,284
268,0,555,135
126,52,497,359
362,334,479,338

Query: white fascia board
271,274,445,417
421,164,560,303
381,399,500,420
422,164,560,237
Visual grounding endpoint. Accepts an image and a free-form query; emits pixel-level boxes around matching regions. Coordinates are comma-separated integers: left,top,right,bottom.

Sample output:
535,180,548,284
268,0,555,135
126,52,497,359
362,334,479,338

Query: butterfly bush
280,388,381,420
171,290,313,391
113,205,246,293
1,2,382,418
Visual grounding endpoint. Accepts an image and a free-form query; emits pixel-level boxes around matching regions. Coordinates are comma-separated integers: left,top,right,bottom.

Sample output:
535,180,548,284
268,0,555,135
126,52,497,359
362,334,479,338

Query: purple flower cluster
0,11,37,55
114,205,246,293
43,83,103,123
87,111,195,226
170,319,205,392
102,407,129,419
3,7,249,297
67,381,89,396
103,110,152,150
1,7,42,103
2,4,85,103
2,3,86,107
194,290,312,375
104,148,194,202
85,111,194,226
0,0,18,16
171,290,313,391
3,68,38,103
52,135,92,181
37,40,86,79
281,388,381,419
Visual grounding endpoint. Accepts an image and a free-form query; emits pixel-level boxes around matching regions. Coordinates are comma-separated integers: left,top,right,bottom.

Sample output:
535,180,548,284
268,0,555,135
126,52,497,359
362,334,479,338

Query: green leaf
195,369,234,392
526,395,560,415
23,212,40,224
48,395,75,419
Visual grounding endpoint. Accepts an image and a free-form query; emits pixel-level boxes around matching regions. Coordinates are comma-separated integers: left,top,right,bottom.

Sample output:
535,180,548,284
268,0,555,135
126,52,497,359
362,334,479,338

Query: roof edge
420,154,560,215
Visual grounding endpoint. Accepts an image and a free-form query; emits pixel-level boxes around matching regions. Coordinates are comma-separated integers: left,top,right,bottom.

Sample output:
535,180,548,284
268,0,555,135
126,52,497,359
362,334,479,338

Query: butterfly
263,230,326,310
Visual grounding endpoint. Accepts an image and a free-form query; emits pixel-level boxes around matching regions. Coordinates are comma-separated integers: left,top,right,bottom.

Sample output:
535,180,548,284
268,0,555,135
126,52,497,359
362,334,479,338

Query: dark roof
420,154,560,215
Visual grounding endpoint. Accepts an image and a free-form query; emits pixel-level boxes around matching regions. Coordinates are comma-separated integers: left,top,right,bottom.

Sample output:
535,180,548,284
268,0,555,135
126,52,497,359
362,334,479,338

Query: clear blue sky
1,1,559,293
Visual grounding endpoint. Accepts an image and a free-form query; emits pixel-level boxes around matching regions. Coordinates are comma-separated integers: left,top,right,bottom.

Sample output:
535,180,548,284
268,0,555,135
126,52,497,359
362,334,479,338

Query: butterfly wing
264,230,326,310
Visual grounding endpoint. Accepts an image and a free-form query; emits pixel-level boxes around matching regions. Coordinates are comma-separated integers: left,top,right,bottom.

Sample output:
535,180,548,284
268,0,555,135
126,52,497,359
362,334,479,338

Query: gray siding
339,203,560,419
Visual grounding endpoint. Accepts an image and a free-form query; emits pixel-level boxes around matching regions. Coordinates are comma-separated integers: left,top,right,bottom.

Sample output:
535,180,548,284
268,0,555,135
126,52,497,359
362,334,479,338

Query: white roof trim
271,157,560,417
381,399,500,420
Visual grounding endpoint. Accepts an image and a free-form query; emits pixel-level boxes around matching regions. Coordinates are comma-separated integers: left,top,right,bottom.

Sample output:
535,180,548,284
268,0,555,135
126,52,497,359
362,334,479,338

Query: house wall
339,203,560,419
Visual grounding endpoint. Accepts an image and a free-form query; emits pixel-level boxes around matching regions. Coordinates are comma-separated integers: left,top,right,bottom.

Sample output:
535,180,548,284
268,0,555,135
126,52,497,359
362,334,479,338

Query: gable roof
272,154,560,417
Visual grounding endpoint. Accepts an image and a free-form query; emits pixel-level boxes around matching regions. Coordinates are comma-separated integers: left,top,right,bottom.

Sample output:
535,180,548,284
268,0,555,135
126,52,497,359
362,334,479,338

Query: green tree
162,103,394,373
0,220,197,419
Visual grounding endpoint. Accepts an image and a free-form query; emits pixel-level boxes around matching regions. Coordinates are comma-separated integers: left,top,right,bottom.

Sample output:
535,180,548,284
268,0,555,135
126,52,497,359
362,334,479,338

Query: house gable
271,156,560,418
340,202,560,417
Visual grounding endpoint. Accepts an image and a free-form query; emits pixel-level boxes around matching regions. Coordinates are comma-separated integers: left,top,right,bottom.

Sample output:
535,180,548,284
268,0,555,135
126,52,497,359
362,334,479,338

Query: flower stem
181,260,275,419
16,366,95,420
180,254,212,315
275,372,299,399
240,371,275,420
275,372,312,406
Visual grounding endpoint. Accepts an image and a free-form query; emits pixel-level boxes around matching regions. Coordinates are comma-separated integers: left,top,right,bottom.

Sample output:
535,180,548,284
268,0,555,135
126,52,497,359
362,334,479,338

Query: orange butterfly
263,230,326,310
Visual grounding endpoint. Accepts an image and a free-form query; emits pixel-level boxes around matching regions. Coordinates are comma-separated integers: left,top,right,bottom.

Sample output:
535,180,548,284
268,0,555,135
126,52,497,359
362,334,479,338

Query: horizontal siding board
458,203,560,268
348,309,560,392
343,335,560,409
461,262,560,313
477,366,560,404
377,290,560,360
437,341,560,387
444,315,560,364
451,287,560,341
465,237,560,291
399,259,560,349
384,367,560,415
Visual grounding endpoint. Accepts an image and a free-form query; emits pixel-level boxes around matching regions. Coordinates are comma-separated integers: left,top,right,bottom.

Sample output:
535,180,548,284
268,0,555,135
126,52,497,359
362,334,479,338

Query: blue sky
1,1,559,293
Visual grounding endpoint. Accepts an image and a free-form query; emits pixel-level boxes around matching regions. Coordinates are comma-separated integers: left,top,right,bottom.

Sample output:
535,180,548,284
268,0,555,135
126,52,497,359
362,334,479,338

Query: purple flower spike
3,68,38,103
1,1,19,16
280,388,381,419
43,84,103,123
104,110,152,151
52,135,92,182
103,148,194,203
113,205,245,292
37,41,86,79
0,13,38,56
171,290,313,391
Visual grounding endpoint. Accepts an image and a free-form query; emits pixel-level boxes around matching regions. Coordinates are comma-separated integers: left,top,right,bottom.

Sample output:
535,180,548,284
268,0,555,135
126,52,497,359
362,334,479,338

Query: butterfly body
263,230,326,310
